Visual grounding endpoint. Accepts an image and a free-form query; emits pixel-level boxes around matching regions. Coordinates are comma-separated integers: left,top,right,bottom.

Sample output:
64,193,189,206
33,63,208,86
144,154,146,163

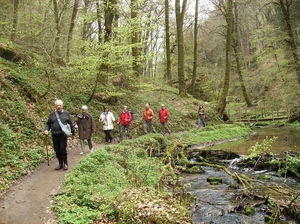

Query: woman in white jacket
99,106,116,144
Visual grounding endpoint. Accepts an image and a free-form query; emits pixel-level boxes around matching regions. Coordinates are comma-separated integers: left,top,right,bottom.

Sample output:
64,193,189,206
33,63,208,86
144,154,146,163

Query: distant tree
232,1,252,107
191,0,199,95
165,0,172,84
131,0,141,77
175,0,187,95
66,0,79,62
11,0,19,41
275,0,300,81
52,0,69,64
217,0,233,118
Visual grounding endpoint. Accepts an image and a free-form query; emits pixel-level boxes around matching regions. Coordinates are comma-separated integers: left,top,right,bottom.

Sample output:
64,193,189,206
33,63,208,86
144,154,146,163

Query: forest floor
0,140,104,224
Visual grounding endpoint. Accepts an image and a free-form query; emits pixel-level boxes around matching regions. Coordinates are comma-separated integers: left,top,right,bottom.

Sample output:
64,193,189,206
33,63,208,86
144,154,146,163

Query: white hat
82,105,88,110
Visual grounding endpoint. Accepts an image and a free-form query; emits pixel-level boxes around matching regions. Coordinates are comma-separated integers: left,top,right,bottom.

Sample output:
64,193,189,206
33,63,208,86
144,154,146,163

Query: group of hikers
44,99,206,170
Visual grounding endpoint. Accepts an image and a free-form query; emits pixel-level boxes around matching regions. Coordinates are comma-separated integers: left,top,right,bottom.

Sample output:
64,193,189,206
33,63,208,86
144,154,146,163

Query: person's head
161,104,165,109
104,105,109,112
55,99,63,112
81,105,88,114
145,103,150,109
199,105,203,109
123,105,128,112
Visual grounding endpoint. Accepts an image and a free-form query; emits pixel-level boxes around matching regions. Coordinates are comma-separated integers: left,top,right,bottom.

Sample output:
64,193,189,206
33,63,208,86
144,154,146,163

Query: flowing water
181,126,300,224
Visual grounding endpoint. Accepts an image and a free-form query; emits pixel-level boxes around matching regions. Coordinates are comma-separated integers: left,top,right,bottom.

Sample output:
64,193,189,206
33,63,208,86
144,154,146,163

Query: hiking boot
63,164,68,170
55,164,63,170
55,157,63,170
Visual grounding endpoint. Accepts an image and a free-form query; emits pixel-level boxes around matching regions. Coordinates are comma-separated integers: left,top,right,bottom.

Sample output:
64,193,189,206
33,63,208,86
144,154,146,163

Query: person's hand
44,130,48,135
164,117,167,119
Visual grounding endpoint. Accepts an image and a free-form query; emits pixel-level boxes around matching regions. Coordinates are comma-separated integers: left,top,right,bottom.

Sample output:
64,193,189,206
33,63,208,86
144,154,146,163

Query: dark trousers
104,129,113,143
51,133,68,158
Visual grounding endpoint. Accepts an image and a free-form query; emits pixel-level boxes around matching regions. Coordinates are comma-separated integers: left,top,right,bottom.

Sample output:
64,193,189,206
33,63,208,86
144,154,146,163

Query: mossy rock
258,174,271,181
245,206,255,215
185,165,205,174
207,177,222,184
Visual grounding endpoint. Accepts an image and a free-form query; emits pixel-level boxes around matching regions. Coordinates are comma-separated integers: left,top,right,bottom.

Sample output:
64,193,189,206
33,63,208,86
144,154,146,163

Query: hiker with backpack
117,105,132,142
99,105,116,144
158,104,171,135
143,103,156,134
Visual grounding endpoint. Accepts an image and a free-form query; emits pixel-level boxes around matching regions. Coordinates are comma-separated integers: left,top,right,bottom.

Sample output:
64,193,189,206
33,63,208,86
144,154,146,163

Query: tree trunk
11,0,19,41
232,2,252,107
66,0,79,62
278,0,300,82
191,0,199,95
104,0,117,42
88,0,117,102
52,0,64,64
131,0,141,77
217,0,233,118
175,0,187,95
165,0,172,84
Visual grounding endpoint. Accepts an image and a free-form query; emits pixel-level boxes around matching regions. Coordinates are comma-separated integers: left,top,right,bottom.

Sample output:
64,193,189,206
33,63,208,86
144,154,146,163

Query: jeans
198,118,206,129
119,125,132,141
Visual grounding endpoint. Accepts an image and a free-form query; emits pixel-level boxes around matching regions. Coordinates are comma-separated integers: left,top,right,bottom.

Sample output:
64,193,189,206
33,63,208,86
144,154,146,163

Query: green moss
245,206,255,215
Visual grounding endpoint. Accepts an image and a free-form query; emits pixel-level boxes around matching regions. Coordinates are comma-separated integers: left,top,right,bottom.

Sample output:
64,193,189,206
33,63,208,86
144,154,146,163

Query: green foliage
53,144,168,223
270,152,300,178
247,136,277,159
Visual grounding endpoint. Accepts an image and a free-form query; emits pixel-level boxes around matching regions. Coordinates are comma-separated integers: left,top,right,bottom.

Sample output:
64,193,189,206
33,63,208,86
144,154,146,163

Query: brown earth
0,141,104,224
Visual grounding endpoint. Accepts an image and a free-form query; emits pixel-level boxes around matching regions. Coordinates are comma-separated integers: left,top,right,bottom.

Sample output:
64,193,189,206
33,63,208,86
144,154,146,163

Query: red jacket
158,108,170,123
118,111,132,126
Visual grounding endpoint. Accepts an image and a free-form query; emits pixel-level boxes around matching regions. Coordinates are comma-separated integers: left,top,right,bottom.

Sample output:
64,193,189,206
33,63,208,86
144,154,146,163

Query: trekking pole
45,135,49,166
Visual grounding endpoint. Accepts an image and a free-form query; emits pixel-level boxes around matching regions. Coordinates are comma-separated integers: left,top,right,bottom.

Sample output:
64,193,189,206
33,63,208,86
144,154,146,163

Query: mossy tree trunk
165,0,172,85
66,0,79,62
131,0,141,77
232,2,252,107
277,0,300,82
217,0,233,117
175,0,187,96
191,0,199,95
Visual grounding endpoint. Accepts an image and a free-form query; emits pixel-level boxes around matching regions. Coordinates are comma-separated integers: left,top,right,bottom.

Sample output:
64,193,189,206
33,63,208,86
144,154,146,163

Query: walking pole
45,135,49,166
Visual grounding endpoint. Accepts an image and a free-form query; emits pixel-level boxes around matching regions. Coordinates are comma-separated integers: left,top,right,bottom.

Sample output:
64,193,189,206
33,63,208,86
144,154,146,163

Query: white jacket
99,111,115,130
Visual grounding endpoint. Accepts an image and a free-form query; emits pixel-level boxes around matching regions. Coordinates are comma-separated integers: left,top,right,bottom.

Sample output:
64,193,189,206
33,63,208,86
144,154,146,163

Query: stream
181,126,300,224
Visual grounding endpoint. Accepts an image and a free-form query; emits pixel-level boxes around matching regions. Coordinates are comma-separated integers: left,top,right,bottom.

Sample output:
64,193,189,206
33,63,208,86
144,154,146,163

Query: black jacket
45,110,75,135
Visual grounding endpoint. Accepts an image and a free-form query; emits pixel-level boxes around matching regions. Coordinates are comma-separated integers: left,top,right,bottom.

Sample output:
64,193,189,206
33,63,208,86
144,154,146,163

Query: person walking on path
143,103,156,134
117,105,132,142
158,104,171,135
197,105,206,129
44,99,75,170
99,105,116,144
74,105,96,155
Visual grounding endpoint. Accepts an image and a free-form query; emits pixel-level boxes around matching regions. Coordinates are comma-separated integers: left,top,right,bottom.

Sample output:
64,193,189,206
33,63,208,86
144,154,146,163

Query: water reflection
214,126,300,155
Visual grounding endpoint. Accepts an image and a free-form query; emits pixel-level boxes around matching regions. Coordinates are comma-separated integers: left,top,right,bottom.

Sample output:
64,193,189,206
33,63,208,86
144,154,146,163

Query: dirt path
0,142,103,224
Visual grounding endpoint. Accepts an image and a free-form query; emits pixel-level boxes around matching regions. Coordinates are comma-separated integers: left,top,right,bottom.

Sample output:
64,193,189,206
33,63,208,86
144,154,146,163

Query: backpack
128,110,134,120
